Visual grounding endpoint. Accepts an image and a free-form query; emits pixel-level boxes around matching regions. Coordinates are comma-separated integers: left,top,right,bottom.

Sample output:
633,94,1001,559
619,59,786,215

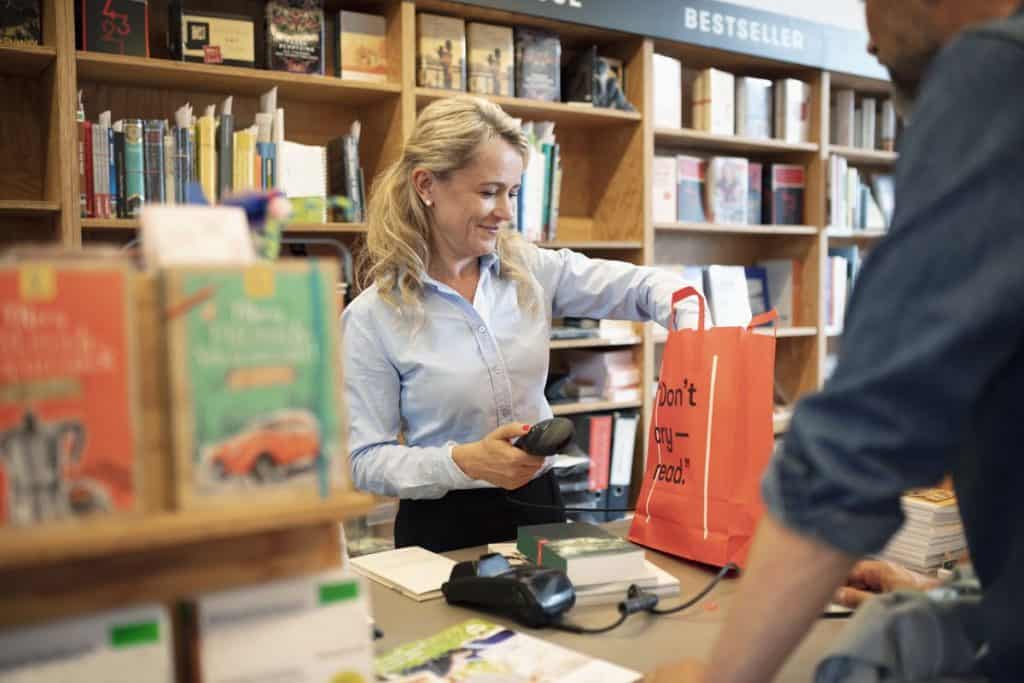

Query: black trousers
394,470,566,553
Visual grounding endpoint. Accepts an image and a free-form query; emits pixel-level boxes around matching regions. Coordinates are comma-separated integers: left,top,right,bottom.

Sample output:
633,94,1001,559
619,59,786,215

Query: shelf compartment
76,52,402,104
551,399,643,416
0,45,56,77
550,336,642,350
416,88,642,128
829,145,898,166
0,200,61,216
656,222,818,236
654,128,818,154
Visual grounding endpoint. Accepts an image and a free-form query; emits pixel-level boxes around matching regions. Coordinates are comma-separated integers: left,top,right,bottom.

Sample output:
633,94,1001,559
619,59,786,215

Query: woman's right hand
834,560,942,608
452,423,546,490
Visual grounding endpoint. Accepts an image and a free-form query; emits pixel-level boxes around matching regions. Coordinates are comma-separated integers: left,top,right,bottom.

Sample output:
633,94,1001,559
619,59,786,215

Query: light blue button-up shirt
341,244,684,500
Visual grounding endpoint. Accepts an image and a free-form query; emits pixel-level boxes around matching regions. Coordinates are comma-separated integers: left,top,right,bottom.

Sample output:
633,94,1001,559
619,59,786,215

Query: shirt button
478,325,487,334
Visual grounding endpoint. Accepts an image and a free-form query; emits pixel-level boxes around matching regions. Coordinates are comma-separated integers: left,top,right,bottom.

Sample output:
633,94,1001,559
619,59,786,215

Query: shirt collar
420,252,500,293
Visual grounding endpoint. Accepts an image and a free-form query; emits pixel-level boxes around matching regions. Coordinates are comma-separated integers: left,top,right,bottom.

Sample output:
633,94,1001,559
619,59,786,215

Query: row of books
516,121,562,241
547,349,642,405
658,261,802,330
831,90,898,151
0,253,347,531
418,14,632,109
75,0,389,82
828,157,894,232
77,88,365,222
653,155,806,226
0,568,375,682
879,489,967,574
652,56,810,143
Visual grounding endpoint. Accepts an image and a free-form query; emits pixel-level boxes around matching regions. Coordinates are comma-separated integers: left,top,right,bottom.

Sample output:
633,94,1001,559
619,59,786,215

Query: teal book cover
165,260,347,509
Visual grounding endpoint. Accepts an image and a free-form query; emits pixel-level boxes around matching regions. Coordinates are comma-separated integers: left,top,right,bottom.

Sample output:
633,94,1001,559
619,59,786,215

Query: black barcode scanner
515,417,575,457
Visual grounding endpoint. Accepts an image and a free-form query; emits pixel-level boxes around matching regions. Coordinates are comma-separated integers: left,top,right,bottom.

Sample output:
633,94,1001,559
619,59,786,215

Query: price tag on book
18,265,57,301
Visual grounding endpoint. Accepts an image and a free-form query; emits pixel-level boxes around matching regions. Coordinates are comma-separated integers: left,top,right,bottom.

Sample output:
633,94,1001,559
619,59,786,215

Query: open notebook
349,546,456,602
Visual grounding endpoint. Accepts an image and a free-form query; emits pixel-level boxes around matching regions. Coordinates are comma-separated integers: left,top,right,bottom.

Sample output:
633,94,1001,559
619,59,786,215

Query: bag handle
748,309,780,333
670,286,706,332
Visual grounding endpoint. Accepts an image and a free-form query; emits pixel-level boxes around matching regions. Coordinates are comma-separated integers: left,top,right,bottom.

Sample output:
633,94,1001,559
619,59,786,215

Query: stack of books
515,523,679,605
879,489,967,574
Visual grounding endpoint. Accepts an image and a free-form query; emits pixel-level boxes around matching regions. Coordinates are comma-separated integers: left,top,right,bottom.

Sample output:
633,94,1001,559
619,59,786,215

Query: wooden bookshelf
538,240,643,250
76,52,403,104
552,399,644,416
829,145,899,166
550,336,642,350
0,493,374,571
827,228,889,241
416,87,642,128
0,44,57,77
0,200,61,216
654,127,819,154
81,218,369,235
653,326,818,344
655,222,818,236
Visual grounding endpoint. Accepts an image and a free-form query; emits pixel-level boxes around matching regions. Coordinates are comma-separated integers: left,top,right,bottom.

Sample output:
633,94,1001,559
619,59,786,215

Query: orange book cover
0,262,140,527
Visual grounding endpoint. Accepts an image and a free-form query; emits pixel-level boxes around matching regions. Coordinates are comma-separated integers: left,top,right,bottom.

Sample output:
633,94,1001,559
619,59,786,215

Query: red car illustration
209,411,321,482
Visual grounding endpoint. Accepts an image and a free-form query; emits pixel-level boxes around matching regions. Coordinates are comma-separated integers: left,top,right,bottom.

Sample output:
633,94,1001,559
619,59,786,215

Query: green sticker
110,621,160,648
319,581,359,606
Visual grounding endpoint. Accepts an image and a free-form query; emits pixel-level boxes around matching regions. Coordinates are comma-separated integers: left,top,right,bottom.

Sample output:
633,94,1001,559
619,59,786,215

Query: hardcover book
266,0,324,75
514,26,560,102
652,54,682,129
693,68,734,136
416,13,466,91
774,78,810,143
0,0,40,47
336,10,387,82
467,22,513,97
123,119,144,216
832,89,856,148
0,260,141,528
676,155,706,223
78,0,149,55
517,522,648,587
735,76,773,139
747,161,763,226
164,260,347,509
170,5,255,67
880,99,897,152
705,156,749,225
563,45,597,106
652,155,677,224
765,164,805,225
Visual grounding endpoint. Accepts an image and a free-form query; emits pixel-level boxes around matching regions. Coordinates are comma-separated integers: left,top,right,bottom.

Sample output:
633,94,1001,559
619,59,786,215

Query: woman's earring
423,198,433,208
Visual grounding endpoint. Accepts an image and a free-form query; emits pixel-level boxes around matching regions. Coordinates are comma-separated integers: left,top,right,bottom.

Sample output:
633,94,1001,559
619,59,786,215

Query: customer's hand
452,423,545,490
834,560,942,608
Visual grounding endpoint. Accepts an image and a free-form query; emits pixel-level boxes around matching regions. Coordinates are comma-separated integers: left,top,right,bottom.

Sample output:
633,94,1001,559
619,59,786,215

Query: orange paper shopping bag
628,287,777,568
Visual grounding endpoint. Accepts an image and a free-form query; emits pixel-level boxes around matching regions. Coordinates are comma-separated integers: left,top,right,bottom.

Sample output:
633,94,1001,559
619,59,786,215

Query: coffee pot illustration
0,412,85,526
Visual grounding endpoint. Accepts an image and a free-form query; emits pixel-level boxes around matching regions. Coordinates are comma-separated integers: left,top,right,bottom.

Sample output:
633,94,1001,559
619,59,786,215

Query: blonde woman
343,96,687,552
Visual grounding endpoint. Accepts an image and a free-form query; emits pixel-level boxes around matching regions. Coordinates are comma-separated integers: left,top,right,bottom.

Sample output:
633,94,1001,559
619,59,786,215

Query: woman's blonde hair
359,96,537,319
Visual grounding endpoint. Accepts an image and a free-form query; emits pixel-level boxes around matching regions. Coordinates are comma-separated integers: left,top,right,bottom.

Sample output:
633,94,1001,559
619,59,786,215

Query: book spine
541,142,554,236
343,136,362,221
164,133,176,204
91,125,105,218
197,116,217,202
114,129,126,218
217,113,234,200
143,120,166,204
107,127,118,218
83,120,95,217
548,144,562,241
123,120,145,217
256,142,276,190
174,126,191,204
78,119,88,217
